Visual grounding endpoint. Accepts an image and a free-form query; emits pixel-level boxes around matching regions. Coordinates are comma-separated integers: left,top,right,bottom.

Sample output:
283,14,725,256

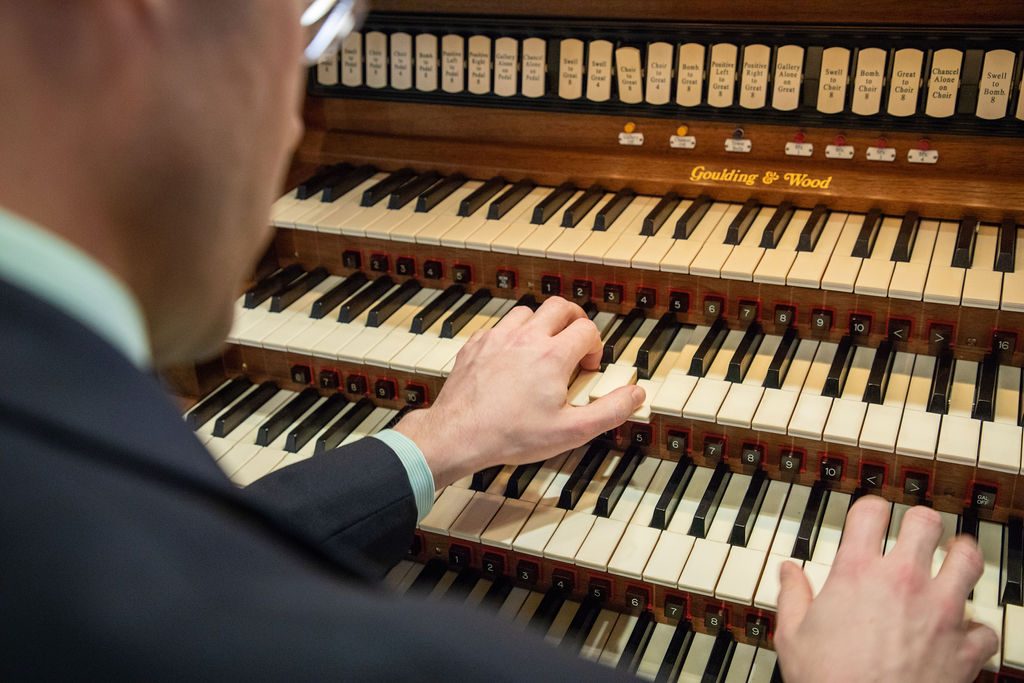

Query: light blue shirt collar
0,207,152,368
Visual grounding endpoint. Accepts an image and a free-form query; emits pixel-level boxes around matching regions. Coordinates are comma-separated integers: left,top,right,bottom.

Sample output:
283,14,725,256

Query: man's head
0,1,308,365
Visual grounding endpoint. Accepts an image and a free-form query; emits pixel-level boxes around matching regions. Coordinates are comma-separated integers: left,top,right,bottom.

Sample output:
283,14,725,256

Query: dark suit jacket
0,278,628,681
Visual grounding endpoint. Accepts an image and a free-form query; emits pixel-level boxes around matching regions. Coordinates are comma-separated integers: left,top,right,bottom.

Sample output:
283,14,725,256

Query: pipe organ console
176,1,1024,679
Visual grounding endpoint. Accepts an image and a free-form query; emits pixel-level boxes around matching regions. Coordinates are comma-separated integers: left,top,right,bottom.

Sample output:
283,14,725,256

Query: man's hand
775,496,1000,683
394,297,645,488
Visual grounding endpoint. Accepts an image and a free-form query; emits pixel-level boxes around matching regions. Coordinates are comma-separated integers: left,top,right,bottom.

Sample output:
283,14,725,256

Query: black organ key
443,568,481,602
689,462,732,538
487,179,536,220
470,465,504,492
635,313,683,380
532,183,577,224
360,168,416,207
366,279,423,327
582,301,599,320
270,267,328,313
410,284,465,334
851,208,884,258
244,263,304,309
296,163,351,200
890,211,920,263
673,195,712,240
187,377,252,430
310,271,369,319
322,164,376,202
459,176,507,217
284,393,348,452
960,507,980,539
642,192,681,236
313,397,375,454
703,630,737,683
730,468,769,547
688,317,729,378
995,218,1018,272
725,198,760,245
560,598,603,654
651,456,696,530
383,405,414,430
617,611,656,674
822,335,856,398
562,185,605,228
595,445,644,517
408,559,448,595
415,173,466,212
952,216,979,268
212,382,279,437
480,577,514,610
725,322,765,383
441,288,492,338
971,354,999,422
505,462,543,499
863,340,896,405
792,481,829,561
529,588,568,633
797,204,830,252
255,388,319,447
1003,516,1023,606
558,441,611,510
387,171,443,210
763,326,799,390
771,660,785,683
307,164,354,200
593,188,636,231
656,618,695,683
513,293,540,312
601,308,646,368
759,201,796,249
927,352,955,415
337,275,394,323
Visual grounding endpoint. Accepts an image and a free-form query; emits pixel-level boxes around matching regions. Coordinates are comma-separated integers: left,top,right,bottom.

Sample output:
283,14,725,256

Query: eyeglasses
301,0,366,66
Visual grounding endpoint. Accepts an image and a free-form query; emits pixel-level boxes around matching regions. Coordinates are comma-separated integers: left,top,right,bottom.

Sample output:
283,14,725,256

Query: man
0,2,999,681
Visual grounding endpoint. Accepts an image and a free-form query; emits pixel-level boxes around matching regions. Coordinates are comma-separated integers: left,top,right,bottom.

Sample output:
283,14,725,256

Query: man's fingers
935,535,985,601
560,385,644,444
556,317,603,371
491,304,533,332
833,495,891,567
963,621,1000,673
776,561,813,641
526,296,586,336
892,505,944,568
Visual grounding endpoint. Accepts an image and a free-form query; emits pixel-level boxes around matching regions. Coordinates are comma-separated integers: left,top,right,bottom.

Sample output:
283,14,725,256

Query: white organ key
753,554,792,610
544,601,580,646
665,465,715,536
463,577,494,608
608,451,661,522
974,521,1003,606
589,318,659,400
598,613,639,667
809,492,850,564
568,370,603,407
456,186,548,250
574,196,654,264
853,216,902,295
896,354,941,459
936,359,981,465
545,193,616,260
961,223,1003,308
748,480,791,551
407,180,485,244
383,560,416,589
751,339,819,434
860,350,915,452
607,524,661,579
310,174,390,233
822,345,876,445
787,342,839,440
883,503,911,555
683,329,746,421
820,212,867,292
747,648,778,683
660,203,739,274
415,298,512,375
802,561,831,597
929,511,960,578
719,207,774,281
650,326,708,416
495,586,530,621
1004,605,1024,671
575,517,629,572
629,198,695,271
626,458,678,529
642,530,695,587
511,504,565,556
362,187,436,240
889,219,939,300
717,334,782,428
337,288,436,364
387,293,472,371
204,389,293,450
479,498,535,549
689,204,747,277
979,365,1023,474
360,289,447,367
923,221,968,304
753,207,812,284
636,622,675,680
448,492,505,543
580,609,620,661
314,285,400,360
678,475,750,595
787,211,849,288
723,643,757,683
508,188,584,256
715,545,769,605
394,562,426,594
418,486,476,534
770,484,811,556
1002,225,1024,311
511,591,545,628
259,275,348,351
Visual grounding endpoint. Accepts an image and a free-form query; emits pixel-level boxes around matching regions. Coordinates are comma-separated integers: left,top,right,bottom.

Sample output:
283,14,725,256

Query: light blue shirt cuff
372,429,436,522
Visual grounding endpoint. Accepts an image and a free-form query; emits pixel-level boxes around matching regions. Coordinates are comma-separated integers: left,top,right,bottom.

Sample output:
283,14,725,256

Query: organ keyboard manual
168,1,1024,679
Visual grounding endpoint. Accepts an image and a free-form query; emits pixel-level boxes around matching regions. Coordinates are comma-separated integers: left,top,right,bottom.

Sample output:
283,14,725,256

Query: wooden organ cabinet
178,1,1024,679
